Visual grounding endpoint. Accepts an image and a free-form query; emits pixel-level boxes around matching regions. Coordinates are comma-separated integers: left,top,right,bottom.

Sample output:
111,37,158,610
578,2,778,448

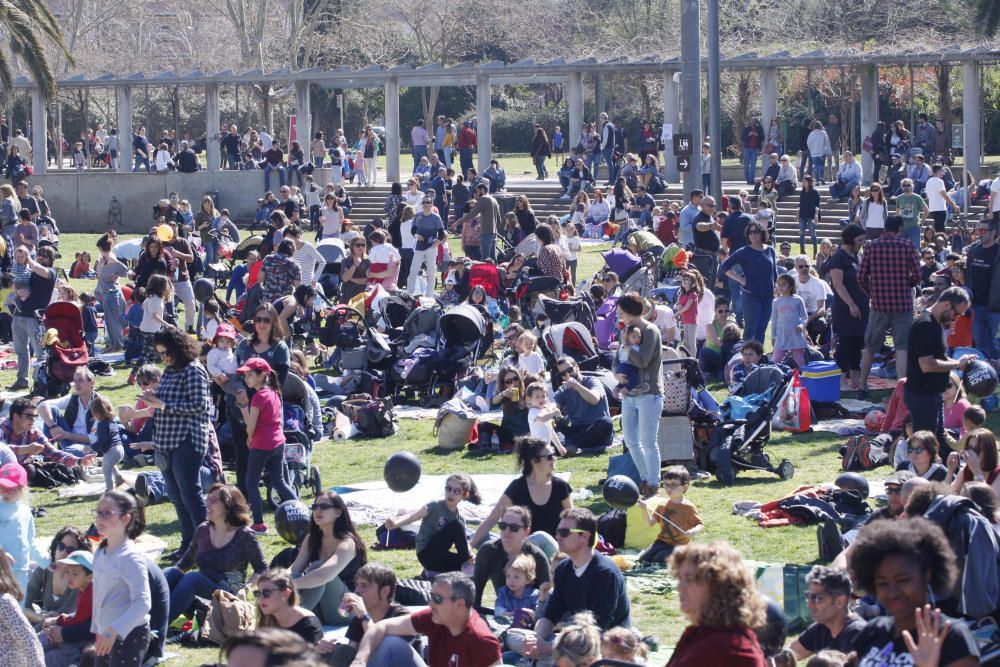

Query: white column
384,76,401,183
116,86,133,173
56,101,63,170
761,67,777,173
962,61,982,179
860,65,879,184
567,72,584,161
30,88,47,175
663,72,679,183
295,80,311,157
205,84,220,173
476,75,492,171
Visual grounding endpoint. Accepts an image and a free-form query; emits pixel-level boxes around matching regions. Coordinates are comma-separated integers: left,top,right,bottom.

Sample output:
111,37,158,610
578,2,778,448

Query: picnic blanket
58,470,140,498
810,418,866,435
335,473,571,527
395,405,503,422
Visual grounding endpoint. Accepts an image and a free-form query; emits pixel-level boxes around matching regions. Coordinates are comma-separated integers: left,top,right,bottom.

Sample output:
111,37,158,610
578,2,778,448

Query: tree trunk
423,86,440,130
935,65,952,136
733,72,752,158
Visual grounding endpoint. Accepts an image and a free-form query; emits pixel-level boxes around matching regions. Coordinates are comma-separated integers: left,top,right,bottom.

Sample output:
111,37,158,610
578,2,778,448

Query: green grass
25,233,1000,665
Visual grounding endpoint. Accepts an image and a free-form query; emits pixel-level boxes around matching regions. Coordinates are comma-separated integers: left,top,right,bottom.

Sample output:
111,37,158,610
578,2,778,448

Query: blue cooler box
802,361,840,403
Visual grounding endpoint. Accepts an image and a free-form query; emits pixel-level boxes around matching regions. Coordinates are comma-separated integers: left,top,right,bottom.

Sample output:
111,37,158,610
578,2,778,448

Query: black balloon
275,499,311,545
603,475,640,509
963,359,998,398
384,452,422,492
834,472,870,499
754,595,788,659
193,277,216,303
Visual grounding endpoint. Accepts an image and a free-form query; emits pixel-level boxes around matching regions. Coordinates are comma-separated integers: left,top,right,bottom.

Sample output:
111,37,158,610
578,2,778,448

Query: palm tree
0,0,73,98
974,0,1000,37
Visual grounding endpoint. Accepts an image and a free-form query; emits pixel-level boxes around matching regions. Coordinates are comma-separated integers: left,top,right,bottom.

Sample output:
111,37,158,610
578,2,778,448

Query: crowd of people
0,100,998,667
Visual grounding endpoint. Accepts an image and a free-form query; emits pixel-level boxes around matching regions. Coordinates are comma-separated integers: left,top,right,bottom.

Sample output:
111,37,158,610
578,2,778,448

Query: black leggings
417,520,471,573
225,398,250,497
95,624,150,667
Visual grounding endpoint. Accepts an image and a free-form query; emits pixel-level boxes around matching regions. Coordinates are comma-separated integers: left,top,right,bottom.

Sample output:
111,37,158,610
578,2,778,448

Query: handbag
200,588,255,646
772,370,812,433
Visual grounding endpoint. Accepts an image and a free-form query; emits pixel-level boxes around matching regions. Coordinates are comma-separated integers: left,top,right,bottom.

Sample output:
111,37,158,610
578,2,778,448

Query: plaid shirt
858,232,920,313
0,418,83,466
153,361,211,456
261,253,301,304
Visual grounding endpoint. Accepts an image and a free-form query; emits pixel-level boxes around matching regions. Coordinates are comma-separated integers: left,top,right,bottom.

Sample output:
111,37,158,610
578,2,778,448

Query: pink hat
0,463,28,489
213,323,237,343
236,358,272,375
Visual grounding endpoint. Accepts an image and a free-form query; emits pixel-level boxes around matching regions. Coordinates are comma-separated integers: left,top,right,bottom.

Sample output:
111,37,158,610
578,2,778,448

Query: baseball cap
237,358,273,375
213,323,237,343
57,550,94,571
0,463,28,489
885,470,915,486
891,153,901,159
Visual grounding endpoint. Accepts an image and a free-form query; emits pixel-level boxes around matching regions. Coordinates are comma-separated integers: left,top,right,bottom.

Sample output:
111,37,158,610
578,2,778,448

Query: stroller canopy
602,248,641,277
544,321,598,361
233,235,264,260
439,304,486,347
515,234,541,258
538,294,596,332
317,238,346,264
737,366,789,397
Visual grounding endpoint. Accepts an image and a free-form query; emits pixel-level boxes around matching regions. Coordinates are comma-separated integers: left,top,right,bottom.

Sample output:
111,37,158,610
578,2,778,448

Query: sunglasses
254,587,284,599
886,486,902,496
533,453,556,462
497,521,524,533
93,510,124,520
445,485,465,495
908,446,927,455
55,542,76,552
255,316,272,323
430,592,456,604
559,368,574,377
19,412,37,419
311,502,336,511
804,593,829,604
556,528,588,538
503,377,519,385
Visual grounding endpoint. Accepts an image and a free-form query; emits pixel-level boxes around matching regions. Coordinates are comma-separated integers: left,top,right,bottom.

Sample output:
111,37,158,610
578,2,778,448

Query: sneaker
127,372,137,386
841,435,861,471
251,523,268,534
856,438,874,469
134,474,149,502
817,518,844,561
6,380,29,391
560,193,571,200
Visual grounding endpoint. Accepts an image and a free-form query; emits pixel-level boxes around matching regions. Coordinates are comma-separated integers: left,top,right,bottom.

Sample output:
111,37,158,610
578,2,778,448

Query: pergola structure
14,45,1000,228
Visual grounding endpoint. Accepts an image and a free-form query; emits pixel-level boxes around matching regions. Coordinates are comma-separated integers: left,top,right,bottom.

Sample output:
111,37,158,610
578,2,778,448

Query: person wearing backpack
599,113,617,185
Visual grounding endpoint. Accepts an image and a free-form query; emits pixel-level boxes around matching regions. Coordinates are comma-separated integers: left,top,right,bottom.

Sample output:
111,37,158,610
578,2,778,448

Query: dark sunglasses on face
908,446,926,455
430,592,455,604
311,502,336,511
254,587,284,599
55,542,76,552
445,485,465,495
255,316,272,323
556,528,587,538
533,453,556,462
886,486,902,495
497,521,524,532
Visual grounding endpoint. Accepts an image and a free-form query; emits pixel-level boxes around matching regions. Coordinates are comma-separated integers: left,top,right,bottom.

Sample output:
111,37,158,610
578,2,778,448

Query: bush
490,104,568,153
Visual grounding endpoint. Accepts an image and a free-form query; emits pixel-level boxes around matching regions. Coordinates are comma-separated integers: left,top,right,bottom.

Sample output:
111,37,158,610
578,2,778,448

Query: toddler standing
525,382,566,456
675,272,701,353
91,395,126,491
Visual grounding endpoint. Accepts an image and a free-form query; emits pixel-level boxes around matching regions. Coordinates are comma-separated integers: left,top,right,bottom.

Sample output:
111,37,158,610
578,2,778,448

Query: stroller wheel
778,460,795,481
310,465,323,497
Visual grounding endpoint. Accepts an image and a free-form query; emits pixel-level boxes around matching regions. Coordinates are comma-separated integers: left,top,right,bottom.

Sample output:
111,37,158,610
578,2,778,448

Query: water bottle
490,432,500,453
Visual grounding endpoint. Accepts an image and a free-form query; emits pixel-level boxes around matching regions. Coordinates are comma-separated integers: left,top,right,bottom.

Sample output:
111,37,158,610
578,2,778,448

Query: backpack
372,523,418,550
342,394,399,437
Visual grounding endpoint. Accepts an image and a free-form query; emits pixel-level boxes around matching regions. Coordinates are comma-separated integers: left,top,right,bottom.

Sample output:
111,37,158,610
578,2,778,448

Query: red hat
236,358,272,375
0,463,28,489
213,323,237,343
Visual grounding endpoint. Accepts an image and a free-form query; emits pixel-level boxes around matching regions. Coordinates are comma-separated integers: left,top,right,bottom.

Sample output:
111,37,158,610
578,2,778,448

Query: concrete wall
32,168,338,233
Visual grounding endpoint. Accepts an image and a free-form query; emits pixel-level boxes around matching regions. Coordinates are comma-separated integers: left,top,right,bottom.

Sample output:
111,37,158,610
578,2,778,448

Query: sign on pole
673,133,693,156
288,114,312,144
951,125,964,150
677,156,691,172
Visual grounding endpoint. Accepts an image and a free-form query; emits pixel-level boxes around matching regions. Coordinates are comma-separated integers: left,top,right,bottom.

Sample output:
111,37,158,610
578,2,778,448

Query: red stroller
34,302,90,399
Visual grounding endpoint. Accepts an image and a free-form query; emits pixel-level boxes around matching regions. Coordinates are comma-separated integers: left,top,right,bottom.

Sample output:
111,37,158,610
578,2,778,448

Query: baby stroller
594,295,619,351
264,373,322,508
538,293,596,333
467,261,507,309
316,238,347,300
542,321,600,373
33,302,90,399
398,304,485,406
598,248,656,298
516,276,564,324
699,366,795,485
498,233,541,264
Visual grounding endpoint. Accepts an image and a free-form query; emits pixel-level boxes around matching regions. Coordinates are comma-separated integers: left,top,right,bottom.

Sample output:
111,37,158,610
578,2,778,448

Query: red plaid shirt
858,232,921,313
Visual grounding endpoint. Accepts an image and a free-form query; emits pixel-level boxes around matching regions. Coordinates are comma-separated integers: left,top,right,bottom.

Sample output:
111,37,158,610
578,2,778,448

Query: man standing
965,218,1000,359
282,224,324,287
925,163,957,233
692,195,722,290
434,115,447,164
677,189,703,248
410,119,429,172
741,119,762,184
908,154,932,195
351,572,501,667
454,183,501,262
132,126,150,173
221,125,241,170
599,112,617,184
720,196,752,325
10,246,56,390
904,287,977,448
457,121,477,177
164,220,197,334
913,113,937,155
788,567,867,661
515,508,630,659
858,215,920,396
895,178,928,247
258,126,273,152
553,356,613,454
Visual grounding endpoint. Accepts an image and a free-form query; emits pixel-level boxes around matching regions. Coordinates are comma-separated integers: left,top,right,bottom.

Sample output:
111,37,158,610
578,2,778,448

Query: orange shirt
654,499,702,546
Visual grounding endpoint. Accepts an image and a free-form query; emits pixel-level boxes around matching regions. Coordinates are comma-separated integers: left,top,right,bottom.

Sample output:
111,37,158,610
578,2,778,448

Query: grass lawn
20,232,998,665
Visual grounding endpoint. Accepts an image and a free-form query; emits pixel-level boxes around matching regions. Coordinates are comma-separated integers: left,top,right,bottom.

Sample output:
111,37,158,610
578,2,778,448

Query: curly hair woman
847,517,978,666
666,541,767,666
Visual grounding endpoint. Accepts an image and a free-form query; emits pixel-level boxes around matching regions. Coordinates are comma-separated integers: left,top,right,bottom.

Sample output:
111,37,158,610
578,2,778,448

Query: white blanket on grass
337,473,571,527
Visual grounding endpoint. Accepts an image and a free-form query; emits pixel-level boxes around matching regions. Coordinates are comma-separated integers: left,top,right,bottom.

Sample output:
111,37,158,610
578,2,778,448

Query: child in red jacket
40,549,94,665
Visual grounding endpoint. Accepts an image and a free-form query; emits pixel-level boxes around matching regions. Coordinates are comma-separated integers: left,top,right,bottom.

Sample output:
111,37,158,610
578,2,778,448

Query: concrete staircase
343,180,861,248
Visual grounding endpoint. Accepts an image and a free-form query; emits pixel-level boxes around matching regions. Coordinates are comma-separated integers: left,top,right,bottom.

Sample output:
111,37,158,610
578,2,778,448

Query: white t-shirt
404,191,424,207
517,351,546,376
926,176,948,212
991,178,1000,213
650,305,677,342
528,406,559,447
369,243,400,267
140,295,164,333
696,288,716,340
796,275,828,314
400,219,416,251
320,207,343,238
865,202,886,229
207,347,237,377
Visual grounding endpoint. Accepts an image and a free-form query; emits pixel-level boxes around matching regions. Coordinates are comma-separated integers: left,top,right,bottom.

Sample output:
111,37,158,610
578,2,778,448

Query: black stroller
699,366,795,485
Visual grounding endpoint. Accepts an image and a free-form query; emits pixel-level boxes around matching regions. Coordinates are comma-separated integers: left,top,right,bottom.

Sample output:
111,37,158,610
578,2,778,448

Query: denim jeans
811,156,825,182
165,567,220,622
12,315,39,384
557,416,614,452
534,155,546,179
479,233,496,262
799,216,818,255
227,151,240,170
586,152,599,177
288,164,303,188
602,148,617,183
621,393,664,486
743,148,758,183
246,445,297,525
368,636,427,667
133,154,150,173
830,179,858,199
904,226,921,249
742,291,773,343
972,305,1000,359
313,156,324,168
154,448,207,552
136,466,217,505
459,148,474,176
698,346,723,376
412,145,427,171
100,287,126,350
729,277,744,324
263,163,286,191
